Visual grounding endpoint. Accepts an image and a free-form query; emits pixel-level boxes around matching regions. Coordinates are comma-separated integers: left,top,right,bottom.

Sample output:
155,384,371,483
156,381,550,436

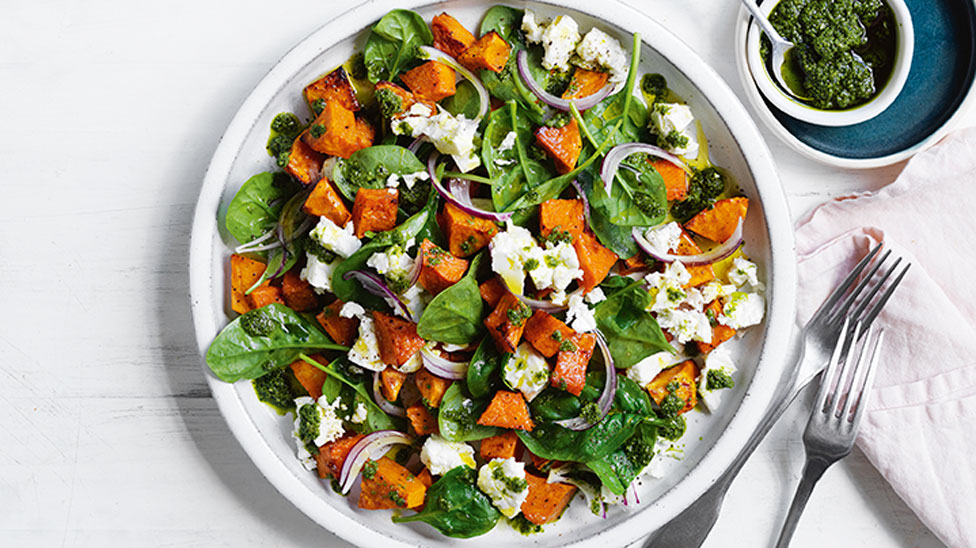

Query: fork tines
814,242,911,338
817,316,886,429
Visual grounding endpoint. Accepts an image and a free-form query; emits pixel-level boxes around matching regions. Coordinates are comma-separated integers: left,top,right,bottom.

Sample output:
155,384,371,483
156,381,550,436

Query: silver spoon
740,0,806,100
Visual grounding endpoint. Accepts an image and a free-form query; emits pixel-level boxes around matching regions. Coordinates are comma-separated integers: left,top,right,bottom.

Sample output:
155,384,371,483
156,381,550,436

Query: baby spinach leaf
393,466,501,538
437,381,501,443
417,252,485,344
516,411,644,462
479,5,523,39
206,304,349,382
576,170,639,258
466,337,506,400
224,172,292,247
588,158,667,227
586,424,655,495
483,101,553,212
364,9,432,83
593,282,675,368
331,145,426,202
441,80,481,119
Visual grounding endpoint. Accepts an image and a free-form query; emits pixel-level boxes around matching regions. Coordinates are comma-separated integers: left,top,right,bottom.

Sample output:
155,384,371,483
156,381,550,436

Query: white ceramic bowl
189,1,797,546
744,0,914,126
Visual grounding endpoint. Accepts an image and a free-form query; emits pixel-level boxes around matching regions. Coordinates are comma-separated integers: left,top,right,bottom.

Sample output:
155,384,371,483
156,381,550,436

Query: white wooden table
0,1,956,546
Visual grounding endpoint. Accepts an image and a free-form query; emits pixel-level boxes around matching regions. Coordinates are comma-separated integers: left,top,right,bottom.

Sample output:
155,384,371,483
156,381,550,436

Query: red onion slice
514,291,568,313
372,371,406,417
338,430,412,494
418,46,489,120
343,270,414,321
632,219,744,267
234,227,280,253
516,50,613,111
571,179,591,227
406,250,422,287
428,153,513,222
407,136,426,155
600,143,690,193
555,330,616,431
448,178,474,208
420,346,469,379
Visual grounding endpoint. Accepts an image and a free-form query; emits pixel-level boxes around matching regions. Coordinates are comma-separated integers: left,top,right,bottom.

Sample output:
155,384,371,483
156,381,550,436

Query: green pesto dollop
763,0,896,109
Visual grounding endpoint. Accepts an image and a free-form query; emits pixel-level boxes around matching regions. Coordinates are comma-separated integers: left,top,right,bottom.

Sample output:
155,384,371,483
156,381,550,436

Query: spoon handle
740,0,789,45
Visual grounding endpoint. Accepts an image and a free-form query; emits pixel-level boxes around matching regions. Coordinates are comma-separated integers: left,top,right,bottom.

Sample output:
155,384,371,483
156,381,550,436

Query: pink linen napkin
794,128,976,548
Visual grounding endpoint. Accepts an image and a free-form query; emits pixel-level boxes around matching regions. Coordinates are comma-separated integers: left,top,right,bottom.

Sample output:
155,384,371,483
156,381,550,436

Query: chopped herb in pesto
309,124,327,139
362,459,379,480
375,87,404,118
762,0,896,109
706,369,735,390
507,302,531,326
580,402,602,424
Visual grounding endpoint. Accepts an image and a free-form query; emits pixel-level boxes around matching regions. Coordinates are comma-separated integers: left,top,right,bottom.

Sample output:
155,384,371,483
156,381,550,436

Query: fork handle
774,456,831,548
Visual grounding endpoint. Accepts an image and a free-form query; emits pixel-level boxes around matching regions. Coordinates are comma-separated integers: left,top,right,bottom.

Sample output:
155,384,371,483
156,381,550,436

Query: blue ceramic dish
735,0,976,167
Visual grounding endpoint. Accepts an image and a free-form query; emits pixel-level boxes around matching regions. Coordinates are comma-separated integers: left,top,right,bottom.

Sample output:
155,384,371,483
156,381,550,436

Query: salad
206,5,766,539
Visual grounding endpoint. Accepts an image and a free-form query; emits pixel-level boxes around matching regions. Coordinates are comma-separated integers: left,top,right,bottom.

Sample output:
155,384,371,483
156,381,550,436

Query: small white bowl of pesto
744,0,914,126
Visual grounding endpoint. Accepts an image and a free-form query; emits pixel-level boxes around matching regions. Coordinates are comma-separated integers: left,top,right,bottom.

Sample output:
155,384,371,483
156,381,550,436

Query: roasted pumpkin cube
478,277,508,308
352,187,398,238
415,368,452,408
647,360,699,415
551,332,595,396
539,198,585,241
230,254,268,314
480,430,520,461
316,433,364,479
684,197,749,243
696,300,736,354
431,12,476,58
675,229,715,288
304,66,360,115
440,202,498,257
418,239,468,295
406,402,439,435
372,311,426,367
651,158,688,201
281,269,318,312
289,354,329,399
302,176,352,226
573,231,618,293
483,292,531,354
416,467,434,487
303,101,374,158
249,285,284,309
620,253,650,275
520,472,577,525
358,456,427,510
562,67,610,100
477,390,534,431
523,310,576,358
535,118,581,174
458,31,511,73
400,61,457,102
284,132,325,185
316,300,359,347
380,367,408,402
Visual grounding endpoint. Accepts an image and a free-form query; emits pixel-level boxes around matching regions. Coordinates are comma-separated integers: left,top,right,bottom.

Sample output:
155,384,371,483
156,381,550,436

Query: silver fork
774,317,885,547
644,243,910,548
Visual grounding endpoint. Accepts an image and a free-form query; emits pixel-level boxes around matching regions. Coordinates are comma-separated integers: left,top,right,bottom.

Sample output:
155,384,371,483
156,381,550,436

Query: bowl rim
734,3,976,168
188,1,798,546
744,0,915,126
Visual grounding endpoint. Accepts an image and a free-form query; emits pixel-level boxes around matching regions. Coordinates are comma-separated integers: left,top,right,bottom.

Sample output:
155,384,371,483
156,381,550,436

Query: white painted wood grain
0,0,962,546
